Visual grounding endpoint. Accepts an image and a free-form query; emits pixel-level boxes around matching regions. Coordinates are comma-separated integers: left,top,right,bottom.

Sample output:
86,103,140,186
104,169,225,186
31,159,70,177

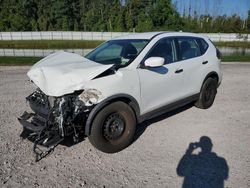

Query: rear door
175,37,207,97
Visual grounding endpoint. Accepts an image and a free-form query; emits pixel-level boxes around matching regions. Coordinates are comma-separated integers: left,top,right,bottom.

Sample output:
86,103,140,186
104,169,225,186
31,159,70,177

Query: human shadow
177,136,229,188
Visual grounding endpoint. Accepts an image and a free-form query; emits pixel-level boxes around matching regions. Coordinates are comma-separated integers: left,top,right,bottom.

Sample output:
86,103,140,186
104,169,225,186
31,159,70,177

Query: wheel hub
103,113,125,140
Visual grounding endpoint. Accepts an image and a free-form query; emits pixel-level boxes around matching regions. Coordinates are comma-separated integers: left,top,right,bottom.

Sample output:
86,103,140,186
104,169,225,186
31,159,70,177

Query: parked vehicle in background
18,32,222,160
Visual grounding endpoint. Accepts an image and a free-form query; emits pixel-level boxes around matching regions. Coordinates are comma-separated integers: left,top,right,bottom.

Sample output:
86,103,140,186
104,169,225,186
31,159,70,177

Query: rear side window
197,38,209,55
177,37,201,60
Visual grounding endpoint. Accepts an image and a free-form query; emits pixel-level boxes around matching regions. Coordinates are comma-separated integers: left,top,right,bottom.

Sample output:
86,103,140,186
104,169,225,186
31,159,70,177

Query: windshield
85,39,149,67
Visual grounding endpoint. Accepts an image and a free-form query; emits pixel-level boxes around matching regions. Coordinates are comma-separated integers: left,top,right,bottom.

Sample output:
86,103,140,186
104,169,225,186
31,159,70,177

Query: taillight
216,48,222,60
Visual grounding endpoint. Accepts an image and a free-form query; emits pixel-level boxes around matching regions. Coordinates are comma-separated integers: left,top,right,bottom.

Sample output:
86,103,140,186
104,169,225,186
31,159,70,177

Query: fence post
40,31,42,40
0,32,2,40
10,32,13,40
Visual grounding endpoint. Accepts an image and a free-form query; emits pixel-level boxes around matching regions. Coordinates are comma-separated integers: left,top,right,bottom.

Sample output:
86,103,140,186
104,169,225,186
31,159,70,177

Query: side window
197,38,209,55
146,38,176,64
177,37,201,60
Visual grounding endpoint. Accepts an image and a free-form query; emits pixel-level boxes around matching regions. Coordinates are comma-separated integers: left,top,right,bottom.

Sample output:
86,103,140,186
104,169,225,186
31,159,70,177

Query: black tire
88,101,136,153
195,77,218,109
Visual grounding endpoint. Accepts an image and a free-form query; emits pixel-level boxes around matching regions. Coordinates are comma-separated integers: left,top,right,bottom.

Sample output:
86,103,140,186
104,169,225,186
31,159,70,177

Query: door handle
202,61,208,65
175,69,183,73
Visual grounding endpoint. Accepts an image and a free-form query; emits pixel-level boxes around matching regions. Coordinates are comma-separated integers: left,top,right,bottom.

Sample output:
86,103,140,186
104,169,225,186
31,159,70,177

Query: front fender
84,94,140,136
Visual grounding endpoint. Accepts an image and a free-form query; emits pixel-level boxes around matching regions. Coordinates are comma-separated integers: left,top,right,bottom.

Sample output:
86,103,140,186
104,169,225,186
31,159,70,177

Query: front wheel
195,77,218,109
88,101,136,153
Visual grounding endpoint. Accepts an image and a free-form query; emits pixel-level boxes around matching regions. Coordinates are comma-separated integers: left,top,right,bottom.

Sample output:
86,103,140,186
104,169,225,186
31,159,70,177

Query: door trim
138,93,199,123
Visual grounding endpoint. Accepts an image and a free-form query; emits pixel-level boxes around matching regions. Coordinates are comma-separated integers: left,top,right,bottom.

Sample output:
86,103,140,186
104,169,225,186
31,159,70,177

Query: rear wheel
88,101,136,153
195,77,218,109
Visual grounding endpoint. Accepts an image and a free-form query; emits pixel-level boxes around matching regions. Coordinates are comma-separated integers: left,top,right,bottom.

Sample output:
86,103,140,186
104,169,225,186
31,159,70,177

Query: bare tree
213,0,223,18
205,0,209,15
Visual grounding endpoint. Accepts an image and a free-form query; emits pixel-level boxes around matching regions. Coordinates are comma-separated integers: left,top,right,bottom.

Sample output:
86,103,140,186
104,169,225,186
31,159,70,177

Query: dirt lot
0,64,250,188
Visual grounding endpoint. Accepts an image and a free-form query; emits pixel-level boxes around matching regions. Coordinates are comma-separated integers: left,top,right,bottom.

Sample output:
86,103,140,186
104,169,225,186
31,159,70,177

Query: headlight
79,89,102,106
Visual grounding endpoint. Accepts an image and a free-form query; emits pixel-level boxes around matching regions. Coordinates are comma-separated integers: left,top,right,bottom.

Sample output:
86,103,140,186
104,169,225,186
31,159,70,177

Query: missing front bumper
18,111,64,161
18,89,94,161
18,111,45,133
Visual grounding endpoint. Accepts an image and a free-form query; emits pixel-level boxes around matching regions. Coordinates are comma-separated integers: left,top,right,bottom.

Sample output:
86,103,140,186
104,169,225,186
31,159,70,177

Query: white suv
19,32,222,158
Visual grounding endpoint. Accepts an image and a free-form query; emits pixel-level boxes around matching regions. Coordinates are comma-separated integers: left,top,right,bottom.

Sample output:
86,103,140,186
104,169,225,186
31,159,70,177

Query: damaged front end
18,89,101,161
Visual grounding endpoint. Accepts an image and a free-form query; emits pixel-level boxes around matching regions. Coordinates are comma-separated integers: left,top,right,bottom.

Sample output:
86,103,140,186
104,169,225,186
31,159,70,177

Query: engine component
18,89,94,161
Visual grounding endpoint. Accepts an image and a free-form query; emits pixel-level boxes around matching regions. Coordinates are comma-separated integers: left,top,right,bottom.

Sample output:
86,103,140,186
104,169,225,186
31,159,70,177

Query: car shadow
133,102,194,143
61,102,193,147
177,136,229,188
60,134,86,147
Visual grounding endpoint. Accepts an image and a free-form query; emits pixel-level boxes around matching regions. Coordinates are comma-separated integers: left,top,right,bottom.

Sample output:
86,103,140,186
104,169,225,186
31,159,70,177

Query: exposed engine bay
17,51,119,161
18,88,101,161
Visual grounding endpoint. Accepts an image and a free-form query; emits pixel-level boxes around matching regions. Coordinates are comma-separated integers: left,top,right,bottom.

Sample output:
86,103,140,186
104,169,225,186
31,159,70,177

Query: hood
27,51,113,96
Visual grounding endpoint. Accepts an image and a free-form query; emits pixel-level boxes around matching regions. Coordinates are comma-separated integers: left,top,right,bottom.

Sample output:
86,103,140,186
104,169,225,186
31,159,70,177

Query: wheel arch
205,71,219,82
85,94,140,136
201,71,219,89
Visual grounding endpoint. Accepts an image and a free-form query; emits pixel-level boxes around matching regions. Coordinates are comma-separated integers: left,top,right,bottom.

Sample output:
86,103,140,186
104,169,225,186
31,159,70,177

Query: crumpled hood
27,51,113,96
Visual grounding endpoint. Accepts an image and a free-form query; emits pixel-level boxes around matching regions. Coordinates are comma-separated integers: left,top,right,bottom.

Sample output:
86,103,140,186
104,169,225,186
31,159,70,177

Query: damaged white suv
19,32,222,158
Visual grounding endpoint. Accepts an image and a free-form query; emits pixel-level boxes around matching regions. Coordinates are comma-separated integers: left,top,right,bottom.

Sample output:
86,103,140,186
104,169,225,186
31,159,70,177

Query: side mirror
144,57,164,68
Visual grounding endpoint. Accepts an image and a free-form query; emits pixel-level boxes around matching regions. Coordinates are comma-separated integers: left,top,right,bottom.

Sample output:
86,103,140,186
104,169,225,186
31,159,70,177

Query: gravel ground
0,64,250,188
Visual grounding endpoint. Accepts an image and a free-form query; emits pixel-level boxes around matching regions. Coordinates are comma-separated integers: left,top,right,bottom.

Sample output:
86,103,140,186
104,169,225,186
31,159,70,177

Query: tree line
0,0,249,33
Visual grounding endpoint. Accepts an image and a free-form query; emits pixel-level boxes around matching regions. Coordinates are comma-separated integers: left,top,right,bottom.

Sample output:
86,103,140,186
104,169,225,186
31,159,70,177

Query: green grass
0,40,104,49
222,55,250,62
0,55,249,66
0,40,249,49
0,40,248,49
0,56,42,65
214,41,250,48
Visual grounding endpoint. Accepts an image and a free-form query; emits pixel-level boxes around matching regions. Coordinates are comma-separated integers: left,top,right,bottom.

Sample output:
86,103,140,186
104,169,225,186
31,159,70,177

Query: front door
137,37,185,115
